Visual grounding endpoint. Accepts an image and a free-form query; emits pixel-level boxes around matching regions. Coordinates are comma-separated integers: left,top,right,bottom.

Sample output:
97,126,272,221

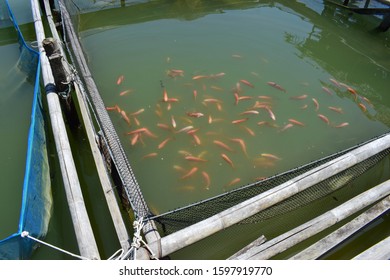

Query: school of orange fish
106,58,373,193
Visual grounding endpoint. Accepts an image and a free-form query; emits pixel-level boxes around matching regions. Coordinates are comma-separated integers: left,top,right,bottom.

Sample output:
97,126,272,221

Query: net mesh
148,136,390,236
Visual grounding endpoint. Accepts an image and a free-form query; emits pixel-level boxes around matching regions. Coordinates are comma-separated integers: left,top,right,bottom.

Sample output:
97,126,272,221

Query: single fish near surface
119,89,132,96
116,75,124,85
158,137,171,149
181,167,198,180
329,78,341,87
260,153,281,160
221,153,234,168
312,98,319,111
120,110,131,125
288,118,305,126
290,94,308,100
187,112,204,118
130,108,145,116
142,152,158,159
213,140,234,152
192,75,209,80
321,86,333,95
232,118,249,124
191,133,201,145
242,125,255,136
265,107,276,121
185,156,208,162
240,79,254,88
267,81,286,92
240,110,259,115
226,177,241,188
163,88,168,102
176,125,194,133
201,171,211,190
334,122,349,128
279,123,294,132
130,133,140,146
230,138,247,156
318,114,330,124
358,103,367,112
328,106,343,114
171,115,177,128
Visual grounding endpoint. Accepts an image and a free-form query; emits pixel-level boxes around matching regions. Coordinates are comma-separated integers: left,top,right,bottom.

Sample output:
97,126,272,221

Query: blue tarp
0,0,52,260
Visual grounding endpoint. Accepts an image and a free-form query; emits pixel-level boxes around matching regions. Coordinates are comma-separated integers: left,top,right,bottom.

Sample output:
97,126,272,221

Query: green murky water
79,0,390,214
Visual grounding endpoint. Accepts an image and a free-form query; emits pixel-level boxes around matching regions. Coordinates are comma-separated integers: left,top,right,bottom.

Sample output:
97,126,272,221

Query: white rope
120,218,159,260
21,231,89,260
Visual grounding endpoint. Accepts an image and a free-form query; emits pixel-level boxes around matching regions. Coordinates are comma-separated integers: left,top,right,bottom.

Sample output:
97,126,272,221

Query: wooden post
142,133,390,259
42,37,80,128
31,0,100,260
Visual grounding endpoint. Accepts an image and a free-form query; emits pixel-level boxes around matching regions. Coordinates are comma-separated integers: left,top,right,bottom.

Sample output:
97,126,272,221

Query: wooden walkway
229,182,390,260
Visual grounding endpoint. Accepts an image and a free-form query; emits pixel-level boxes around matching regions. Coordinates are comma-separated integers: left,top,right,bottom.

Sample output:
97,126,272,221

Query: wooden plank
227,235,267,260
352,236,390,259
31,0,100,260
290,195,390,259
42,0,131,253
230,180,390,260
141,133,390,259
74,81,131,251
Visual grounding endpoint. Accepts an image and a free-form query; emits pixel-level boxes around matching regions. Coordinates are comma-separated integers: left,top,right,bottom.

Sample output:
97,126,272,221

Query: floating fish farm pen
4,0,389,260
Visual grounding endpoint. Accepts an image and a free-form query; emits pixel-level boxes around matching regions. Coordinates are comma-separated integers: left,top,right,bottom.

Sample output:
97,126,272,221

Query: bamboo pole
230,180,390,260
352,236,390,260
289,194,390,260
58,0,161,248
141,133,390,259
30,0,100,260
43,0,131,253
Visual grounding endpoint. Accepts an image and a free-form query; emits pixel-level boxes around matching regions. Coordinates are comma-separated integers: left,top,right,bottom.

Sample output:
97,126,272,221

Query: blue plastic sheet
0,0,52,260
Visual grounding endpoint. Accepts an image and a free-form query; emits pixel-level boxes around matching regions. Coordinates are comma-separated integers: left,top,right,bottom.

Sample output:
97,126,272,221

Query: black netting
149,135,390,236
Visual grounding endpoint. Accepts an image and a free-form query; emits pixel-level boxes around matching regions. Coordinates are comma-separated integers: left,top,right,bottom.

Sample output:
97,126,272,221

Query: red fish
265,107,276,121
328,106,343,114
192,75,209,80
163,88,168,102
130,108,145,116
358,103,367,112
230,138,247,156
185,156,207,162
312,98,319,111
267,81,286,92
232,118,248,124
226,177,241,187
187,112,204,118
329,78,341,87
334,122,349,128
116,75,124,85
171,115,177,128
120,110,131,125
240,79,254,88
221,153,234,168
318,114,330,124
181,167,198,180
119,89,132,96
288,118,305,126
279,123,294,132
202,171,211,190
260,153,281,160
321,86,333,95
191,133,201,145
158,137,171,149
213,140,234,152
142,152,158,159
290,94,308,100
130,133,140,146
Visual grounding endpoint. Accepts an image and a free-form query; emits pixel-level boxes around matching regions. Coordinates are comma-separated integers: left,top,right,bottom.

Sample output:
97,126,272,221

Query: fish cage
26,0,390,259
